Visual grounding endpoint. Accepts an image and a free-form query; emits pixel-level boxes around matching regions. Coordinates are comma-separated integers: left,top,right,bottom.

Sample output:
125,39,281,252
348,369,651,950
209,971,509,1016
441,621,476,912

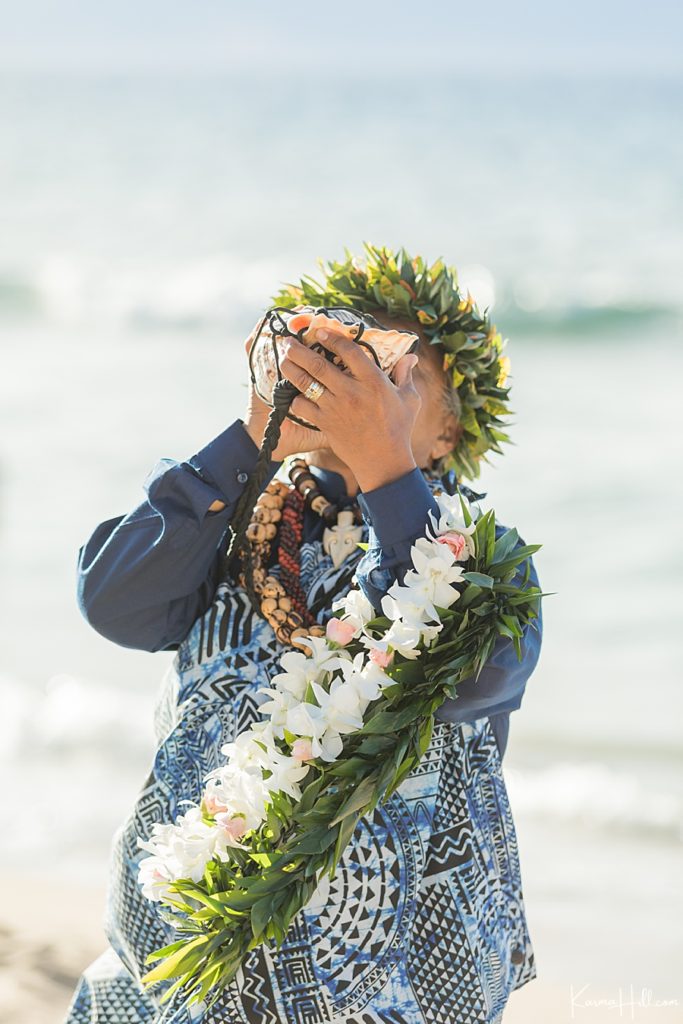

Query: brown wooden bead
263,577,285,597
253,507,270,523
310,494,330,515
247,523,266,542
261,597,278,615
276,625,292,643
260,494,279,509
271,608,288,626
264,523,277,540
308,624,326,637
288,611,304,628
277,595,292,612
269,508,282,523
292,469,315,487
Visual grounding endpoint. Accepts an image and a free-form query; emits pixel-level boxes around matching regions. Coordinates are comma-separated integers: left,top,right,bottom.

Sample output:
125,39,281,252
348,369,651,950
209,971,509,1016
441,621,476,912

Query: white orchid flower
267,637,338,700
286,699,328,742
427,494,478,553
312,727,344,763
262,750,311,801
332,588,375,632
381,582,439,626
138,805,229,885
365,618,424,660
138,854,176,903
217,721,276,770
332,650,385,704
310,677,365,735
284,700,345,764
407,536,466,608
255,685,300,738
201,765,268,835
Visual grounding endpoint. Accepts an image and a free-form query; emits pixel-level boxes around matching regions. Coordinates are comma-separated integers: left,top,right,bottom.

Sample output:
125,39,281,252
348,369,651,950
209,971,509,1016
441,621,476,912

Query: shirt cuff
357,466,440,552
186,418,282,507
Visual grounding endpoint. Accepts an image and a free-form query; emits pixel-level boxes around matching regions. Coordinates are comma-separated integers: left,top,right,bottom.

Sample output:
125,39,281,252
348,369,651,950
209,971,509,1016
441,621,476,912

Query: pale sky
1,0,681,75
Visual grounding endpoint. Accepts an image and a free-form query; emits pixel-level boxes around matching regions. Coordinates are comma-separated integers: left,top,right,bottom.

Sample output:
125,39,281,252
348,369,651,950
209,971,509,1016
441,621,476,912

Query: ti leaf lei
137,488,543,1013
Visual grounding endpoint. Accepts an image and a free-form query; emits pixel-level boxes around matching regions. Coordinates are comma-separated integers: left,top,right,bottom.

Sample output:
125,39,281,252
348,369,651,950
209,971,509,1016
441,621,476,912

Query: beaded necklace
236,458,363,651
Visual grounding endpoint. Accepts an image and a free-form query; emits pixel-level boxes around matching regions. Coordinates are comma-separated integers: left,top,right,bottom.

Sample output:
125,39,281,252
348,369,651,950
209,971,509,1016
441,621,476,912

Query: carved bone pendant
322,509,364,568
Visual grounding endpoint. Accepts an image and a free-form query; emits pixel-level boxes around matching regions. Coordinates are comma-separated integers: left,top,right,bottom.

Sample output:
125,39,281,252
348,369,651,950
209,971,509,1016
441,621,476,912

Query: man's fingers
310,325,379,381
280,337,345,393
392,352,418,390
279,353,334,406
290,393,324,426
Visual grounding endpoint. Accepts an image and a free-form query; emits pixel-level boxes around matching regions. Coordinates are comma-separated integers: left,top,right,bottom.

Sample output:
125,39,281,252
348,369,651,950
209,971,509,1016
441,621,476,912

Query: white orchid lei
137,487,543,1011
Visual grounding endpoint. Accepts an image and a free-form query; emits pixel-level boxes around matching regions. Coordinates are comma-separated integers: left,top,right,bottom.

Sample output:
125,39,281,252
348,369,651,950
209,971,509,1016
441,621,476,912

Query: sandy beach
2,873,680,1024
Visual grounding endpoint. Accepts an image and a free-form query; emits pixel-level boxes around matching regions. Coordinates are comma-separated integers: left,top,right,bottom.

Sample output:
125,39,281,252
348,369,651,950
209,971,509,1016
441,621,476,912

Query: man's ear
430,413,462,462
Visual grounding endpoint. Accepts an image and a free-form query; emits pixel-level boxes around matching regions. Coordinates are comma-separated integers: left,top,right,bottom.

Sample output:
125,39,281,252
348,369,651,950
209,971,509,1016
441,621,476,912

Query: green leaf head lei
270,242,514,481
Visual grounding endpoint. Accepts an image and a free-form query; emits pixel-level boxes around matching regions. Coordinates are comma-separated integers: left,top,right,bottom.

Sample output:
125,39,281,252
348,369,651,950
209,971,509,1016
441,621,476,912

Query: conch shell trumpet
249,306,420,407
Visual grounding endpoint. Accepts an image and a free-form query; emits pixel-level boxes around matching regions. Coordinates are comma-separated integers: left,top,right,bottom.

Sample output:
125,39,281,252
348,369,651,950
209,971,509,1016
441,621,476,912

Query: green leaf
329,774,377,827
356,734,395,755
288,825,338,856
251,895,274,940
145,939,188,964
462,571,494,588
142,934,212,986
361,703,425,734
458,490,473,526
294,773,326,815
330,812,360,879
491,544,541,576
492,527,519,564
500,612,524,637
326,755,372,778
248,851,282,868
417,715,434,758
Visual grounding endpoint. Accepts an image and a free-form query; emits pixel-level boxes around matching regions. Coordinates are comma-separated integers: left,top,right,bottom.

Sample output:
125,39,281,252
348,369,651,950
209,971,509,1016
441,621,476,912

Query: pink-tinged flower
326,617,356,646
203,793,228,816
214,813,248,841
291,737,314,761
369,647,394,669
437,531,468,560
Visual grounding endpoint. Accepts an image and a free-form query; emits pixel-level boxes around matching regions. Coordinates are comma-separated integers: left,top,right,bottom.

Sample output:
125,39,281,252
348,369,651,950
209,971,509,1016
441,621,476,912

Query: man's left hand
278,321,421,492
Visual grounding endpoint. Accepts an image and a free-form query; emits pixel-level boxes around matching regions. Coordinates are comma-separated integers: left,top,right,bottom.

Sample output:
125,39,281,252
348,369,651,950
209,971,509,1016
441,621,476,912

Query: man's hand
242,316,331,462
278,322,421,492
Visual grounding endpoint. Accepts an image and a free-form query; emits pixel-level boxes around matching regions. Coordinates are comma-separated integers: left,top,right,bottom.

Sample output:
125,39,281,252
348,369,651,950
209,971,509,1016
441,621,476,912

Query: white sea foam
506,762,682,843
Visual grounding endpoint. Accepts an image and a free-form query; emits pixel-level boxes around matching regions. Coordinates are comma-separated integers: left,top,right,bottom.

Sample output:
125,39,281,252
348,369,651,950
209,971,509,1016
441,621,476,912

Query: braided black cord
217,378,300,602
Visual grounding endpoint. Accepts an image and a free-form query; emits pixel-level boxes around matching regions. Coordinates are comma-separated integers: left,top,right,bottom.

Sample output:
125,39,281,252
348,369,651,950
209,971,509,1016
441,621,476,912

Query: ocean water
1,72,681,991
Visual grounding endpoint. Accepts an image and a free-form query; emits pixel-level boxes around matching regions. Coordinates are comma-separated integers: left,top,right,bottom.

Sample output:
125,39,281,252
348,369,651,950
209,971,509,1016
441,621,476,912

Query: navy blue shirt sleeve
355,466,442,611
354,471,543,734
77,418,282,652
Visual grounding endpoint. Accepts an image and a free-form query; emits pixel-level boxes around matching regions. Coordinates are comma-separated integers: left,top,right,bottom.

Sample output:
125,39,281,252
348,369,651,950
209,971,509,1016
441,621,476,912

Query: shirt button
236,470,249,484
510,947,525,965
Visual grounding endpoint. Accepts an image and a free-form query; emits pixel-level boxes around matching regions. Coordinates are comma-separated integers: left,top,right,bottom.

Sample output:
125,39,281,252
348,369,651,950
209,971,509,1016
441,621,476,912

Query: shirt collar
300,462,485,509
308,462,440,504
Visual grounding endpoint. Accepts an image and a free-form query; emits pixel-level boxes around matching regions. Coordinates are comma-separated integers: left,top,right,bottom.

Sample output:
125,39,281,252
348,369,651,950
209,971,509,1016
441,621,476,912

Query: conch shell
250,308,420,406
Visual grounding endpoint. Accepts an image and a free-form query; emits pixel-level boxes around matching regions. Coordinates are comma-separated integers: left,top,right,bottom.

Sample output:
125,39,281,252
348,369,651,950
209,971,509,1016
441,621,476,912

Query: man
67,246,542,1024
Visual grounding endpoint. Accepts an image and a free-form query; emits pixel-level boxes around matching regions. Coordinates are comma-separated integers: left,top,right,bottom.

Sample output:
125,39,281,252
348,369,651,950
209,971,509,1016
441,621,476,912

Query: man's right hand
242,311,330,462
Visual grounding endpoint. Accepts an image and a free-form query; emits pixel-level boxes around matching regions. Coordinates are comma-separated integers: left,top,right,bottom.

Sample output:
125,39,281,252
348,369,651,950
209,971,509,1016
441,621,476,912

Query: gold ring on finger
303,378,326,404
